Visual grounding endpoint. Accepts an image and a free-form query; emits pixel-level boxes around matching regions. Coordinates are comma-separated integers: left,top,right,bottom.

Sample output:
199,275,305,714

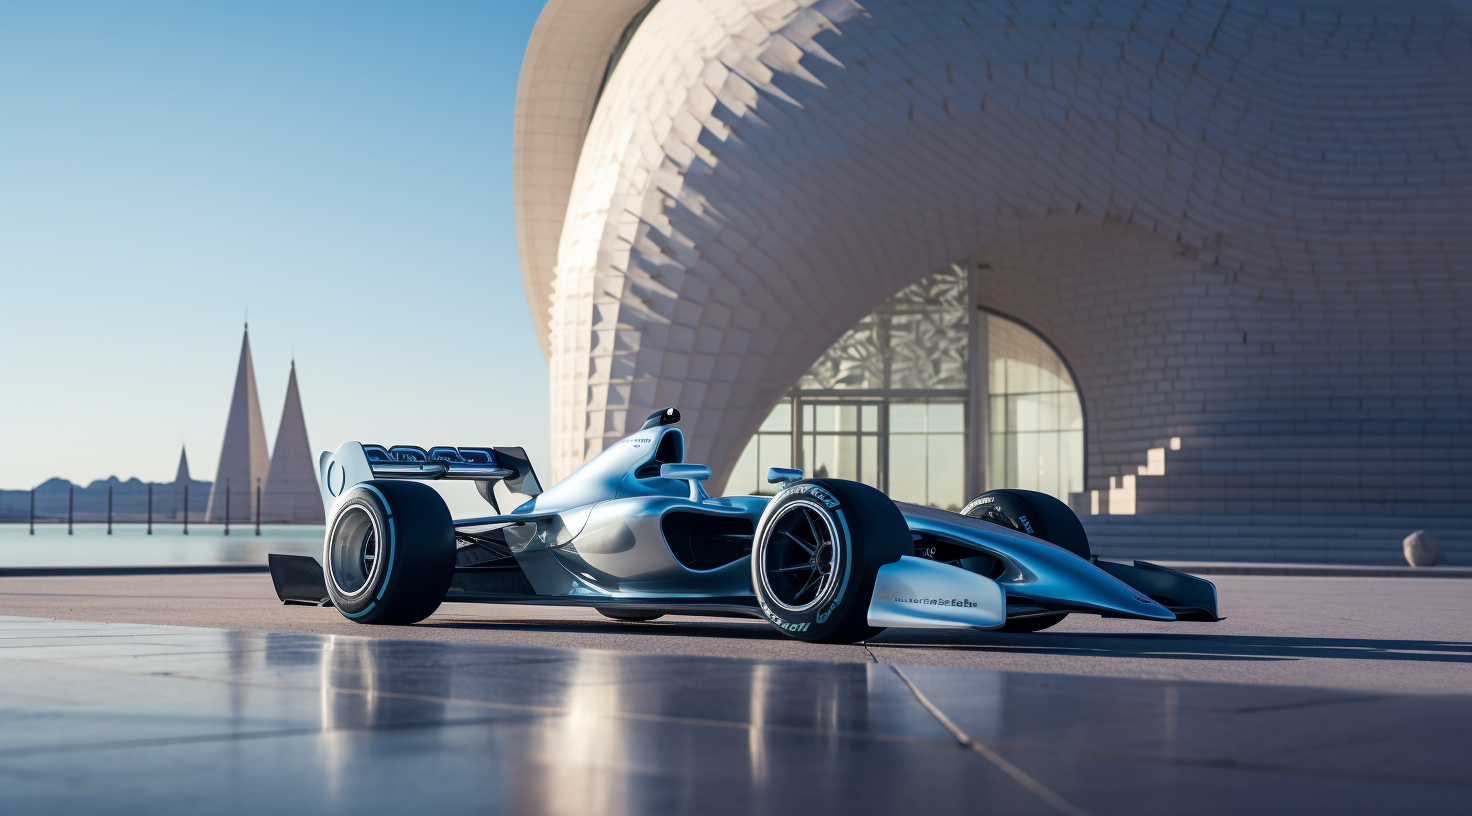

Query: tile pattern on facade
515,0,655,355
537,0,1472,521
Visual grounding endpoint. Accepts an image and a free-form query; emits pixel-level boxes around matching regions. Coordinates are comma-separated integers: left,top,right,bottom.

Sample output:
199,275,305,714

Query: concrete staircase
1082,514,1472,566
1071,434,1472,565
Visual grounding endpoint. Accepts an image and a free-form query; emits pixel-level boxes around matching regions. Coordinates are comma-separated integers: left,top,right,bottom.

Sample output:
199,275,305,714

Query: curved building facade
515,0,1472,561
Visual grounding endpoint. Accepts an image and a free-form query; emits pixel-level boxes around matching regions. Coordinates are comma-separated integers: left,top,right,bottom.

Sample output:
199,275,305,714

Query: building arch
517,0,1472,542
724,266,1089,510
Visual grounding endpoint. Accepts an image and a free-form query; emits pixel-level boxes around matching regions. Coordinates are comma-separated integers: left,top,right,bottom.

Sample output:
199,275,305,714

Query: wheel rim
759,500,842,613
327,503,381,598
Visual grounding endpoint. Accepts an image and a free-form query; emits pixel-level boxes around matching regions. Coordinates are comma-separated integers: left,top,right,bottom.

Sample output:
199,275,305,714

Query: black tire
324,481,455,625
751,479,910,644
961,488,1091,559
999,613,1068,633
596,608,664,622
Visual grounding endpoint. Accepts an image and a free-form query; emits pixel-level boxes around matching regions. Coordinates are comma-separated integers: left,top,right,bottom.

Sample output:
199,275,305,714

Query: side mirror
660,463,711,482
661,463,712,503
766,467,803,487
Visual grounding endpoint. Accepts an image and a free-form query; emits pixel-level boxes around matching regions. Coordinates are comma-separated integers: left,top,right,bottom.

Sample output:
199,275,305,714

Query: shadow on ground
871,631,1472,664
421,614,1472,666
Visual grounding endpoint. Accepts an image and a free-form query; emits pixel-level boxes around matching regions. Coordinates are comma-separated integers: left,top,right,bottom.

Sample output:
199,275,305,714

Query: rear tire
751,479,910,644
324,481,455,625
596,608,664,622
961,488,1091,559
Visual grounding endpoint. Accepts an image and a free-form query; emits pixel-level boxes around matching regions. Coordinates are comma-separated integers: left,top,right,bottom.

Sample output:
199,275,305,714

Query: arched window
725,262,1084,509
984,313,1085,501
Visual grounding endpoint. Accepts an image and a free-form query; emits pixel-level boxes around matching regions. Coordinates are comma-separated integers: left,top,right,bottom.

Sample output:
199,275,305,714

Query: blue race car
269,407,1219,642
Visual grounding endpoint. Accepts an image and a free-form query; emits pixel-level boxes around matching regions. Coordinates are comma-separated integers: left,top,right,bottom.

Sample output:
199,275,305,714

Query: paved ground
3,613,1470,815
1,573,1469,694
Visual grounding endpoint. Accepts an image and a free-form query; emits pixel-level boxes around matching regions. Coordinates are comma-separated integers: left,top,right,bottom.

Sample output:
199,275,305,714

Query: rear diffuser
268,553,331,607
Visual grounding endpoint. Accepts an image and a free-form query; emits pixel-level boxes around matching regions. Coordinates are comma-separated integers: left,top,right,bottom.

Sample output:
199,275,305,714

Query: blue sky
0,0,550,490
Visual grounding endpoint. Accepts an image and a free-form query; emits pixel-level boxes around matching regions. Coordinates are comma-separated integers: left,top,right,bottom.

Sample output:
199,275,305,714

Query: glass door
886,400,967,511
795,400,883,491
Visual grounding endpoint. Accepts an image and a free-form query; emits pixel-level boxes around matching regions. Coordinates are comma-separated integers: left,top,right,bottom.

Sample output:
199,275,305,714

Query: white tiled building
514,0,1472,563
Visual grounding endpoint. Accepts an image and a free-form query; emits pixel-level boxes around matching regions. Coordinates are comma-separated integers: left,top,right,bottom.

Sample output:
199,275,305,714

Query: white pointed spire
261,360,325,524
174,446,192,484
205,325,270,522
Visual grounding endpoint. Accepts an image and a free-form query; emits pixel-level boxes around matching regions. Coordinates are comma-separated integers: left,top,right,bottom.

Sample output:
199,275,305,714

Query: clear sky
0,0,550,491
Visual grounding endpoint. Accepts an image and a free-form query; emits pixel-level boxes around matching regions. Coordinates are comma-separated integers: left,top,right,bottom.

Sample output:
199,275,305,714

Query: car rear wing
319,442,543,514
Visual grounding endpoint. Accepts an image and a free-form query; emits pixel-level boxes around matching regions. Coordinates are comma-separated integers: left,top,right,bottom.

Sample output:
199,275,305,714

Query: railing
6,482,275,536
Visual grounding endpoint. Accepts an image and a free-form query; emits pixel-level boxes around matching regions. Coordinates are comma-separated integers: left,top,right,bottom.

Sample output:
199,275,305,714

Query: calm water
0,523,323,567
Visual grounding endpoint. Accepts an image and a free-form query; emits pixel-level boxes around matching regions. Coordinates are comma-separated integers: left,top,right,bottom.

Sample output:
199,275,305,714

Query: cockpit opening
635,429,685,479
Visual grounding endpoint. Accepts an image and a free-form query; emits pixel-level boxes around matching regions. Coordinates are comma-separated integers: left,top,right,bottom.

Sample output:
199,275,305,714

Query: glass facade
797,264,970,391
885,400,966,510
724,260,1083,509
799,402,882,486
985,314,1085,500
727,405,792,496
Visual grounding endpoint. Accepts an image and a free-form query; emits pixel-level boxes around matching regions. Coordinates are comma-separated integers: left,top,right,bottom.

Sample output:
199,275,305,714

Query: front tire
324,481,454,625
751,479,910,644
962,488,1091,559
963,488,1087,632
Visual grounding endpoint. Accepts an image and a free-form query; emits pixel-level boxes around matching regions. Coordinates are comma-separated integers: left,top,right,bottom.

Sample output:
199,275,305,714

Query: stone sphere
1403,531,1439,567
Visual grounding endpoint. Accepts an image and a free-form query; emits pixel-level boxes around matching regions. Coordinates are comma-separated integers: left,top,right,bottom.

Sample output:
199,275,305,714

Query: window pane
815,404,857,432
727,434,759,495
1007,357,1041,395
927,402,963,433
755,433,790,494
887,433,927,505
811,434,857,481
890,403,926,433
989,354,1006,395
1013,394,1048,433
861,404,878,432
987,313,1084,502
989,431,1007,489
1060,430,1083,495
759,402,791,432
797,264,968,391
861,435,878,489
1060,395,1083,430
927,434,965,511
814,404,836,432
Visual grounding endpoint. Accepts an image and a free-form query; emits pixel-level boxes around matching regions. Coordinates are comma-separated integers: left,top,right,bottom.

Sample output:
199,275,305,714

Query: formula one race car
269,408,1219,642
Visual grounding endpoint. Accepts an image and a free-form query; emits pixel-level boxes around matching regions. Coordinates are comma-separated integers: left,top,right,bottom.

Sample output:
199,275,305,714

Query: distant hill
0,477,212,522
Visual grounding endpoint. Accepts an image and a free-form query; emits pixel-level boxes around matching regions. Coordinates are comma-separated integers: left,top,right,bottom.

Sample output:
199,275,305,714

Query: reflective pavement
1,615,1467,815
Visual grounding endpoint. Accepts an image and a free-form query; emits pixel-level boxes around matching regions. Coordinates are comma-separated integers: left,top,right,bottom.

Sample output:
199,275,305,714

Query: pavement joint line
887,662,1092,816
